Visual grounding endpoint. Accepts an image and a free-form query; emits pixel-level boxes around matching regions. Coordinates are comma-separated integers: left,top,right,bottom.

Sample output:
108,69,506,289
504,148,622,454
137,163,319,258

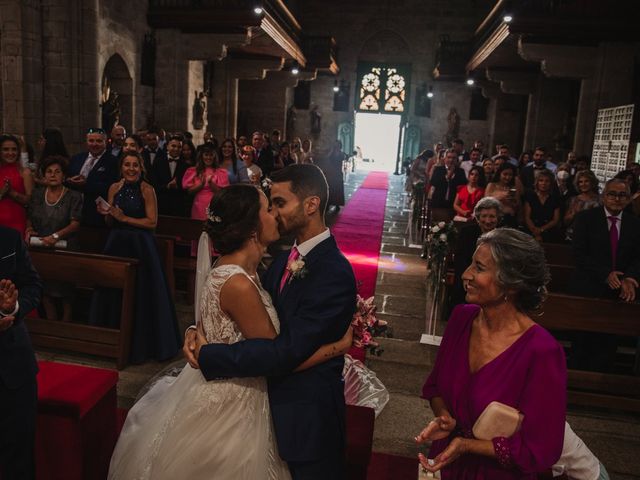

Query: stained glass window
357,64,409,114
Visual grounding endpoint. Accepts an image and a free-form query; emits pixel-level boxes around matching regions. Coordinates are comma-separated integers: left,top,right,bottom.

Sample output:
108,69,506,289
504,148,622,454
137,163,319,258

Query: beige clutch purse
472,401,523,440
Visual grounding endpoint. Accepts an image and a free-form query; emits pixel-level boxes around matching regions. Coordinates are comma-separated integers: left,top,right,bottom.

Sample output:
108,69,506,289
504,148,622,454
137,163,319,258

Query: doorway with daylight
352,63,410,173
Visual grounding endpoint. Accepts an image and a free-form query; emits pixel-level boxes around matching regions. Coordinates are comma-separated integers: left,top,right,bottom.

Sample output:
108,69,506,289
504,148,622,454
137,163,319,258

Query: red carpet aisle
333,172,389,362
333,172,389,299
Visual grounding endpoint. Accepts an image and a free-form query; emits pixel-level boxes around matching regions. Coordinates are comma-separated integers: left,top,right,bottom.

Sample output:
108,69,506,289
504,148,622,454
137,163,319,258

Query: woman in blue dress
90,152,180,363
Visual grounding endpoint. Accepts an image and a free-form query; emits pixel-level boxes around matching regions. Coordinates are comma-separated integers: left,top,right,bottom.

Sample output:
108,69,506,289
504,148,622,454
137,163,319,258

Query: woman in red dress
0,135,34,236
453,166,486,219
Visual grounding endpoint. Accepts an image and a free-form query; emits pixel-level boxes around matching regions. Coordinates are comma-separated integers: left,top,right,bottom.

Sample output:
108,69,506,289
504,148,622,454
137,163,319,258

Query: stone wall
287,0,494,161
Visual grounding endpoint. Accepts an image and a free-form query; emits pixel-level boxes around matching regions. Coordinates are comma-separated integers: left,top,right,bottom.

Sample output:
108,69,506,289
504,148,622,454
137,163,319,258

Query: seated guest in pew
485,163,521,228
569,178,640,372
67,128,119,227
451,197,502,307
0,225,42,479
417,228,566,479
453,166,486,220
26,156,82,322
90,152,180,364
564,170,601,242
429,149,467,208
523,169,563,243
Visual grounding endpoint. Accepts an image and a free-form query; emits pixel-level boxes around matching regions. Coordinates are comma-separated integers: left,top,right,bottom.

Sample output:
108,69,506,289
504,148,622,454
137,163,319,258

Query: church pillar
208,56,284,139
154,31,249,133
237,68,316,138
518,40,635,156
477,78,527,155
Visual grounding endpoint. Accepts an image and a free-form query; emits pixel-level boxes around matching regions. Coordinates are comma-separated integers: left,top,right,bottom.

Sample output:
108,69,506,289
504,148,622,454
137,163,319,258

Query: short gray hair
604,178,630,195
476,228,550,312
473,196,503,220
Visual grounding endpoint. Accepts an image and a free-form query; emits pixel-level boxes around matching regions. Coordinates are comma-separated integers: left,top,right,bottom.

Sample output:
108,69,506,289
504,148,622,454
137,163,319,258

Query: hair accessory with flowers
351,295,389,356
206,207,222,223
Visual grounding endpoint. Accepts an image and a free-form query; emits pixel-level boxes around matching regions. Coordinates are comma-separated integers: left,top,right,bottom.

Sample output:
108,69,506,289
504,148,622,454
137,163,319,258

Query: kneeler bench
346,404,375,480
36,361,118,480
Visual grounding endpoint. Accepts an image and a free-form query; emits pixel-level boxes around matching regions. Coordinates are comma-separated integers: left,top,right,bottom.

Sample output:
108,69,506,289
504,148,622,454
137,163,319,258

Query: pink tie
608,216,619,269
280,247,300,292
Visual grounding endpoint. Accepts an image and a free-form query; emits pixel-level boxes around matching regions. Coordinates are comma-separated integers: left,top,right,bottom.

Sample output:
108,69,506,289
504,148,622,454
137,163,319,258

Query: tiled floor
35,170,640,479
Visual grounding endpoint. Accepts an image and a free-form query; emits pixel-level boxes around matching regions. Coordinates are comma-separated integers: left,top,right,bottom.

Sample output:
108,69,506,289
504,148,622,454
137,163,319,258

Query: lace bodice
199,264,280,344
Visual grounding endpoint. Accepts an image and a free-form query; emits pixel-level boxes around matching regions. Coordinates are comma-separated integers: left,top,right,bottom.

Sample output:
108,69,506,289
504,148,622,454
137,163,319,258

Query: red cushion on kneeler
345,405,375,480
36,361,119,480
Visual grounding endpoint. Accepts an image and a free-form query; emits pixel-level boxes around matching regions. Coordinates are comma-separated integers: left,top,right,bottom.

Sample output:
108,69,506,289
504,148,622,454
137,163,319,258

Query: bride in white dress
108,185,351,480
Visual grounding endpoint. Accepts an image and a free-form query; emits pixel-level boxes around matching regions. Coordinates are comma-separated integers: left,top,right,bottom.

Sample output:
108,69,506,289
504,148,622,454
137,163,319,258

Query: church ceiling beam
517,39,598,79
485,67,538,95
148,0,306,66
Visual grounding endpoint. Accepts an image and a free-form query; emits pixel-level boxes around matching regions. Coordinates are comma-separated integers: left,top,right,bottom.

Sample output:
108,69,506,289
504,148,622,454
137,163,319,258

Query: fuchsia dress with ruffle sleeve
421,304,567,479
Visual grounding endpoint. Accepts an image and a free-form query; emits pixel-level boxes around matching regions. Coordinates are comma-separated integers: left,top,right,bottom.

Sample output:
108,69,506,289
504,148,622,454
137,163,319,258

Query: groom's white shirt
293,228,330,257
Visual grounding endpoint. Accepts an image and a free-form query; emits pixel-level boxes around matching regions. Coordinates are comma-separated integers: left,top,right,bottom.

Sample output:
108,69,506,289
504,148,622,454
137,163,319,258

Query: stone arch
101,53,133,132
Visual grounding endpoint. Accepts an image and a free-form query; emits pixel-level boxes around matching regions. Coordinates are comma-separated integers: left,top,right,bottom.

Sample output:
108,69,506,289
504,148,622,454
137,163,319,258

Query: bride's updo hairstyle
205,184,262,255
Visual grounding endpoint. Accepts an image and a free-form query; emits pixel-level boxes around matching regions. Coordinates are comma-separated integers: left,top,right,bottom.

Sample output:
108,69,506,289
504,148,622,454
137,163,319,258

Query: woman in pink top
182,145,229,220
454,166,486,219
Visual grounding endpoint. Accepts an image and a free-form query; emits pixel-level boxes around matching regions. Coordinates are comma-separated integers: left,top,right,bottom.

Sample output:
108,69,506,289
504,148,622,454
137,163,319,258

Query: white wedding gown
108,264,291,480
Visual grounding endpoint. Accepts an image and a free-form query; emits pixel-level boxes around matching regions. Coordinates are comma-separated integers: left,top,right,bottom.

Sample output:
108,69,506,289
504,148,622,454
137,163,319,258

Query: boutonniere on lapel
287,256,308,283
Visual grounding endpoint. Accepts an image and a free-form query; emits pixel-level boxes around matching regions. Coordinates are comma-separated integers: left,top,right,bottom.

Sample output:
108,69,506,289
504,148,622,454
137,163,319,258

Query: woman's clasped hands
415,414,467,474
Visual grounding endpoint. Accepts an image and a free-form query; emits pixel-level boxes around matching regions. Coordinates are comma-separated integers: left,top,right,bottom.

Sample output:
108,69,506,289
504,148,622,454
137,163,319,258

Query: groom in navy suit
185,164,356,479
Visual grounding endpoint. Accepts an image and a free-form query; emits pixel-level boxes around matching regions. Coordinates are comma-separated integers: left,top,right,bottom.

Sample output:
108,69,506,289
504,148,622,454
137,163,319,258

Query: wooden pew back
541,292,640,412
28,249,138,369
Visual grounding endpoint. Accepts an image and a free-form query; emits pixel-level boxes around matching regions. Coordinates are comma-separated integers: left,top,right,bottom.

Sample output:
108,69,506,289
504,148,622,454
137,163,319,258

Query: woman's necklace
45,186,66,207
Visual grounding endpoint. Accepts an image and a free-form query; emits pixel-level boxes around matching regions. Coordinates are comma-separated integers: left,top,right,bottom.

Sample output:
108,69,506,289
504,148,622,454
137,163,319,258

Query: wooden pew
27,249,137,370
547,264,573,294
75,226,176,298
156,215,206,297
542,243,573,267
540,293,640,412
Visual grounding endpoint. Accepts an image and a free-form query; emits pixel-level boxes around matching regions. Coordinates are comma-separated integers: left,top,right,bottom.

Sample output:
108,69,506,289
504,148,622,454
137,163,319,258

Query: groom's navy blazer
198,235,357,463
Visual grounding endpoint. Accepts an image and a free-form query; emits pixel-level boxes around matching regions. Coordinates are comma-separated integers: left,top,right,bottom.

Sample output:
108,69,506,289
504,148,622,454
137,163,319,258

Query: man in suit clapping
0,226,42,479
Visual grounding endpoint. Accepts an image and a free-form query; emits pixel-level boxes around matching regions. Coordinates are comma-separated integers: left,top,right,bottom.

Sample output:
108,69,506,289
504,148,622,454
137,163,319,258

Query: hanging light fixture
291,61,300,75
503,14,513,23
466,78,475,86
333,79,340,92
253,3,263,15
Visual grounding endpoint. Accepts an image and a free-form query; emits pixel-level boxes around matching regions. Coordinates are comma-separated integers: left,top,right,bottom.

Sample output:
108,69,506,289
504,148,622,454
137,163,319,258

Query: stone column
477,78,527,155
208,56,284,139
518,39,636,156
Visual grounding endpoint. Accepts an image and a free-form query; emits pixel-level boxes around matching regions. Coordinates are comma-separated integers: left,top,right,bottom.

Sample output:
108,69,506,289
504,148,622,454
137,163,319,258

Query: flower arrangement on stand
421,221,457,346
350,295,389,356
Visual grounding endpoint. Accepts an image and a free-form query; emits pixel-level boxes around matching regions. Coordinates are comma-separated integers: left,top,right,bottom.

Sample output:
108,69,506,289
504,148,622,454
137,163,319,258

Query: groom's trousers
287,449,345,480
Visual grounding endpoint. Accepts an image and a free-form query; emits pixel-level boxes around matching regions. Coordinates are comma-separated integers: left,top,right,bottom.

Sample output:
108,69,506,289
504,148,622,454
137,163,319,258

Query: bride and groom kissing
109,164,358,479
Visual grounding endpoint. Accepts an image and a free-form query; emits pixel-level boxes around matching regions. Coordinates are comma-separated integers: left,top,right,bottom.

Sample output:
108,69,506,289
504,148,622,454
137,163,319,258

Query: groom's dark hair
271,164,329,215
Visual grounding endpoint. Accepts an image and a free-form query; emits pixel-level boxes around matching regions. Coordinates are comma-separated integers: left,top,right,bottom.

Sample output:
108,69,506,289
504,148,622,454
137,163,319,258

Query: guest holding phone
416,229,566,478
90,152,180,363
